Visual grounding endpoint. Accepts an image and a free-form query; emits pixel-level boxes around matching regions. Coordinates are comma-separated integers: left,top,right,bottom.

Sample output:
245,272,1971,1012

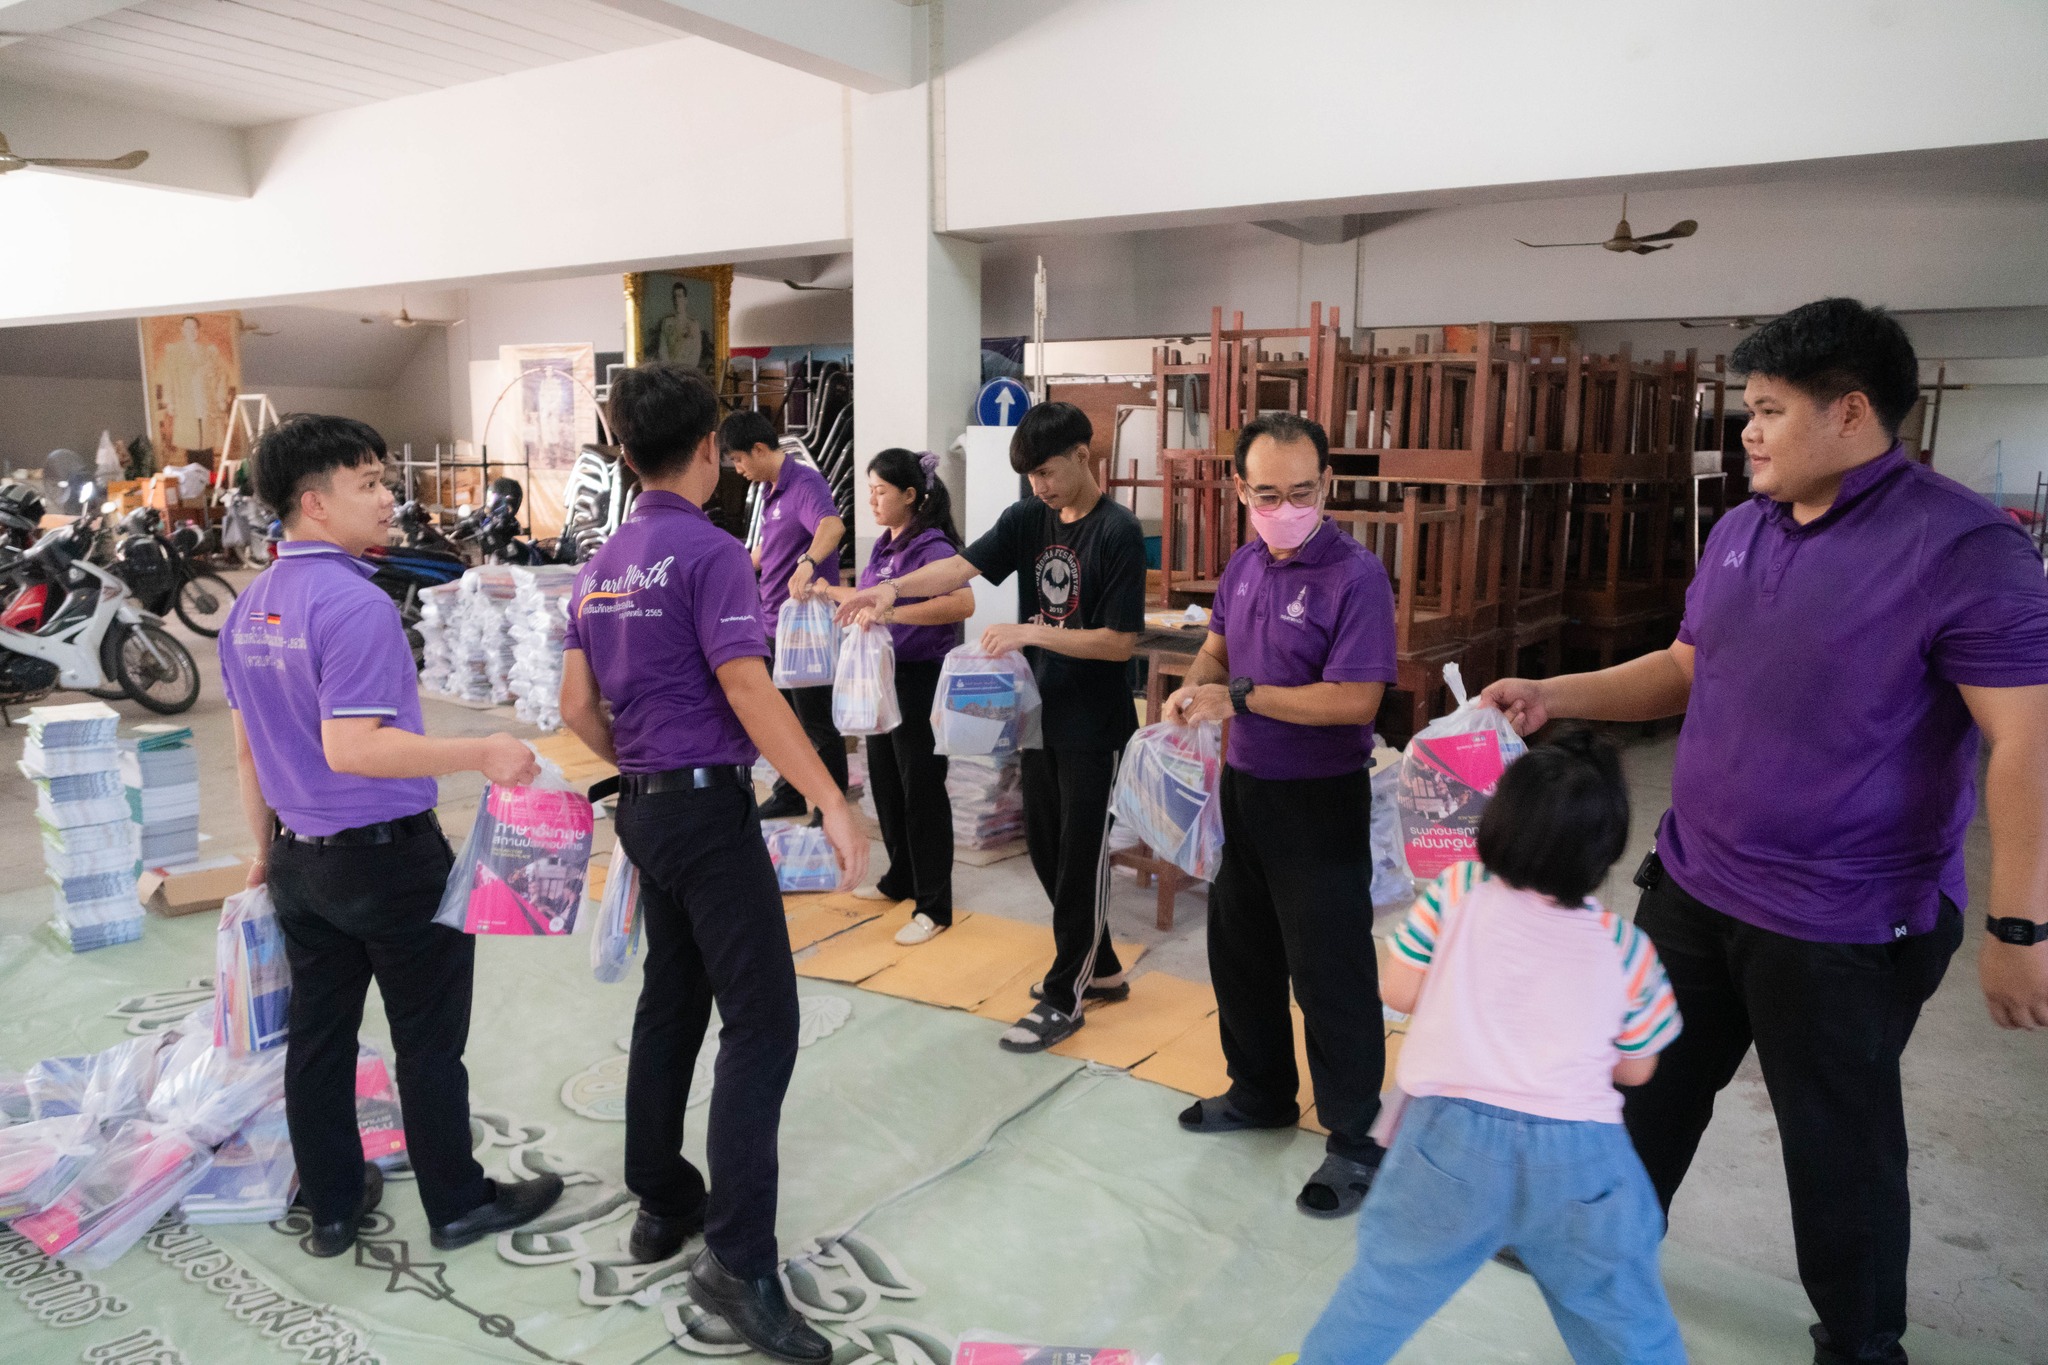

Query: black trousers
868,659,953,924
615,782,798,1279
268,825,492,1228
1623,856,1963,1365
770,641,848,804
1020,746,1125,1016
1208,765,1383,1159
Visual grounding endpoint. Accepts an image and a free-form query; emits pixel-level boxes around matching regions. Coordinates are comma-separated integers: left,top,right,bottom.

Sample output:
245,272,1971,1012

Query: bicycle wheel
112,621,201,714
174,571,236,637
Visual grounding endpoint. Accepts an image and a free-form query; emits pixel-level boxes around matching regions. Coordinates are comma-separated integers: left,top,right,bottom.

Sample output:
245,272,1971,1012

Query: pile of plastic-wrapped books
123,724,199,867
948,756,1025,850
416,579,463,697
0,890,411,1266
20,702,142,952
506,566,577,732
453,566,519,704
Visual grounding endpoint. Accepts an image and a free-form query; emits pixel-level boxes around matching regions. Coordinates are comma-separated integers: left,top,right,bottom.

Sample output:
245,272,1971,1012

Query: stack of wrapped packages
122,724,200,868
506,565,577,732
416,580,463,697
0,888,412,1266
947,755,1025,851
453,566,520,704
21,703,142,952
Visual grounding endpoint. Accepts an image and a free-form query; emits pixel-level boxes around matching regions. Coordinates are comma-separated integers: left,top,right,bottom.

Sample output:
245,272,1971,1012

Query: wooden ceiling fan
0,129,148,176
1517,195,1697,254
360,299,462,329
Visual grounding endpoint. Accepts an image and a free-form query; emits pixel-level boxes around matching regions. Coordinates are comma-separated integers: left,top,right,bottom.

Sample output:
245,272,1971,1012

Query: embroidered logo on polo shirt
1284,586,1308,622
1723,549,1748,569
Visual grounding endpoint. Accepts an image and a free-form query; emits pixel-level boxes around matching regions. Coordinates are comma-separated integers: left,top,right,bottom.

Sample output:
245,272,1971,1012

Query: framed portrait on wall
624,266,732,381
494,342,598,539
138,311,242,468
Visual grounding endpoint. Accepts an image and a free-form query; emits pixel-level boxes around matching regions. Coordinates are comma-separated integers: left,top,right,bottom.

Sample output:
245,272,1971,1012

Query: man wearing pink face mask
1164,412,1400,1218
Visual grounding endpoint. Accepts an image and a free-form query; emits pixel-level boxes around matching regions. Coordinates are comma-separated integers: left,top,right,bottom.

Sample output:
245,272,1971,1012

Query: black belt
276,810,440,847
615,766,750,798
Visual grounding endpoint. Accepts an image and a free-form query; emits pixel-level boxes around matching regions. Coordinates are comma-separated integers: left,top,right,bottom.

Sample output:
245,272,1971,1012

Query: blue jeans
1299,1096,1685,1365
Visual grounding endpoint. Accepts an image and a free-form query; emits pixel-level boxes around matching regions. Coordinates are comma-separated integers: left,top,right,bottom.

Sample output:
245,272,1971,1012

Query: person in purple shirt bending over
558,365,866,1365
813,448,975,945
721,409,850,822
1161,413,1401,1220
1484,299,2048,1365
221,415,564,1262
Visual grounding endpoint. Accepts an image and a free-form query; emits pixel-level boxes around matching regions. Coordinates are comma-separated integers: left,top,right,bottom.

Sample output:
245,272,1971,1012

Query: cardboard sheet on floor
860,912,1055,1009
1128,1010,1229,1097
793,901,931,981
785,892,887,951
968,937,1148,1024
1050,971,1218,1069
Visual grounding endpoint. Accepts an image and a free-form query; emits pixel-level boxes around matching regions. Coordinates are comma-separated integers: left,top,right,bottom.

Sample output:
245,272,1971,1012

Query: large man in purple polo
1163,412,1400,1220
559,365,865,1365
222,415,563,1261
1486,299,2048,1365
721,409,848,821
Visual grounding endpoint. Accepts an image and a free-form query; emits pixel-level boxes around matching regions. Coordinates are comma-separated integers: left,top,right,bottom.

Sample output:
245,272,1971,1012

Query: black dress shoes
429,1173,565,1251
686,1247,831,1364
305,1164,384,1258
629,1203,706,1263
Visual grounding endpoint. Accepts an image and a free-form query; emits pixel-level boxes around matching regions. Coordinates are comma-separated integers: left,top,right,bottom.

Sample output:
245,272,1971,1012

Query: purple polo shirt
1211,518,1399,781
756,456,839,622
218,540,437,836
564,490,767,774
858,526,965,662
1663,444,2048,943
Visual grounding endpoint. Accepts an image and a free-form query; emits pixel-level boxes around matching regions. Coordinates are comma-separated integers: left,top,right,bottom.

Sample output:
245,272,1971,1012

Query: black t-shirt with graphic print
963,495,1145,751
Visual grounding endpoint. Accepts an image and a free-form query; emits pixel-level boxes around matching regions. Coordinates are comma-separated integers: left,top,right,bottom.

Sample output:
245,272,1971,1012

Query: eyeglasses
1243,484,1321,511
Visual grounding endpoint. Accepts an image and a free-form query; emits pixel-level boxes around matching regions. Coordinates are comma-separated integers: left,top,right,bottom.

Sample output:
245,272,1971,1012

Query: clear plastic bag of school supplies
953,1340,1157,1365
1396,663,1528,879
213,886,291,1056
436,755,595,935
25,1055,94,1120
1111,722,1225,881
11,1120,211,1269
1369,760,1415,907
764,823,839,893
145,1030,287,1147
591,832,643,985
0,1071,28,1127
832,621,901,736
931,646,1043,757
0,1116,98,1219
772,596,840,688
179,1099,297,1224
355,1046,407,1168
78,1036,167,1126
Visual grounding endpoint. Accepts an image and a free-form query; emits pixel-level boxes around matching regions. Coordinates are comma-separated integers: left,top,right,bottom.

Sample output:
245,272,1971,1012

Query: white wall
1928,384,2048,502
730,274,854,348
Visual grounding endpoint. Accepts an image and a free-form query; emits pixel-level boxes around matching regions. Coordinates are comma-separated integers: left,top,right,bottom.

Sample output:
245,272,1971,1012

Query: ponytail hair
868,447,963,549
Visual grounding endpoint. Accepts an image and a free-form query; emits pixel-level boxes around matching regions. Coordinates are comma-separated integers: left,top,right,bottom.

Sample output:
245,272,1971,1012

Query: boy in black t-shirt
836,403,1145,1050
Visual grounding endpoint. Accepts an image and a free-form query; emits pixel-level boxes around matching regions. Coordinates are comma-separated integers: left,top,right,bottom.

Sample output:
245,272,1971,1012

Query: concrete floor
3,589,2043,1361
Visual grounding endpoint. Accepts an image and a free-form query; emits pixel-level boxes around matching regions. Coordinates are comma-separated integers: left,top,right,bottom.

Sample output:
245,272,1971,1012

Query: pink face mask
1248,499,1321,551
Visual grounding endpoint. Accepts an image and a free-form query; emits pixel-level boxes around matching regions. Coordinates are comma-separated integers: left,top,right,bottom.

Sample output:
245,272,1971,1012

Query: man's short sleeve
1927,523,2048,687
963,501,1028,586
1210,553,1242,638
314,593,415,720
1322,556,1399,683
562,569,588,653
1095,516,1147,634
695,540,771,671
791,468,837,535
217,631,241,710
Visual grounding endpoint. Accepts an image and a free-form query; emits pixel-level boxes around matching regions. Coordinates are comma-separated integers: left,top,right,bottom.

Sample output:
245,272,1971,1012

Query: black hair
1234,412,1331,479
180,315,200,326
253,414,387,524
606,363,720,478
868,447,962,548
1475,727,1630,908
1008,401,1092,475
717,409,779,458
1729,298,1921,436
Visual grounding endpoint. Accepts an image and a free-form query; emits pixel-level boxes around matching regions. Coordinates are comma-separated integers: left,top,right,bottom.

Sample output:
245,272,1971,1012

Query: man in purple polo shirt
1485,299,2048,1365
1162,413,1400,1219
222,415,563,1261
721,410,848,821
559,365,864,1365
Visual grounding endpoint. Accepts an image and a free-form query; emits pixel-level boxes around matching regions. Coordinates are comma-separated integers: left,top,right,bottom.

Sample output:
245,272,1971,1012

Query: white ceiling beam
0,0,140,46
589,0,918,92
0,79,248,196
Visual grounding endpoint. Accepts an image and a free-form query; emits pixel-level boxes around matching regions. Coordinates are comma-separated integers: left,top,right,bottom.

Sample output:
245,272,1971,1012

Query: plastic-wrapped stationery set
437,747,596,935
1110,722,1225,881
764,822,839,892
1395,663,1528,878
773,596,840,688
932,646,1042,757
19,702,143,952
832,621,901,735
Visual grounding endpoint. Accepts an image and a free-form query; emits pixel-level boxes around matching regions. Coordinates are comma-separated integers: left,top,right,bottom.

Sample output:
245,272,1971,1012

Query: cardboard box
138,858,251,918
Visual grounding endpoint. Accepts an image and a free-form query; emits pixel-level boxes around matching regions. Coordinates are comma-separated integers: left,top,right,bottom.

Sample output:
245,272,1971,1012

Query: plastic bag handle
1443,662,1468,709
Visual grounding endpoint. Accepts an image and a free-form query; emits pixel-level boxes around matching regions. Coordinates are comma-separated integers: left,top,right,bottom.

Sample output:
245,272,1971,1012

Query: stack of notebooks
20,703,141,952
122,725,200,867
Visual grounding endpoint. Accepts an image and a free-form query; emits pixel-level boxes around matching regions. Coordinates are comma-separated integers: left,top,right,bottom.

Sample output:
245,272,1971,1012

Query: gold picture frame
624,266,732,383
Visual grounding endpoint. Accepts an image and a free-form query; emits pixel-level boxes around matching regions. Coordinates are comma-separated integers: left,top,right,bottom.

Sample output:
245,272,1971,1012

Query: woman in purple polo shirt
1485,299,2048,1365
816,448,975,945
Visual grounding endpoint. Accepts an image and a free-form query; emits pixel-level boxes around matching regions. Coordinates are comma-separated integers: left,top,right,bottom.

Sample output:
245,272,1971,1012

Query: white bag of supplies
1395,663,1527,879
772,597,839,688
832,622,901,735
930,646,1042,757
1110,722,1225,881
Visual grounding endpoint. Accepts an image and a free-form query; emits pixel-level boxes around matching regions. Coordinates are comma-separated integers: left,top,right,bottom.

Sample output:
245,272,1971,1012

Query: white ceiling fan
360,298,463,329
0,129,148,176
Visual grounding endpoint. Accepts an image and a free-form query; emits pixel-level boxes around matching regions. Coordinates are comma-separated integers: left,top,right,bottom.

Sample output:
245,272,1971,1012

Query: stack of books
20,703,142,952
122,725,200,867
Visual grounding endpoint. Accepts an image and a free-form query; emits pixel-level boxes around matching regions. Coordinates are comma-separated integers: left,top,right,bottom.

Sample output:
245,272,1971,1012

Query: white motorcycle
0,519,200,715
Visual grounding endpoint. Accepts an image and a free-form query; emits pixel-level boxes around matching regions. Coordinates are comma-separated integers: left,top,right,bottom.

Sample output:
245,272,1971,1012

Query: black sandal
1030,973,1131,1005
1297,1153,1380,1218
998,1005,1082,1053
1177,1094,1299,1133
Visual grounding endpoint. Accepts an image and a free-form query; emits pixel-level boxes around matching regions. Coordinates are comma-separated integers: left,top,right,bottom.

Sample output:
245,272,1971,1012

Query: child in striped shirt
1300,729,1686,1365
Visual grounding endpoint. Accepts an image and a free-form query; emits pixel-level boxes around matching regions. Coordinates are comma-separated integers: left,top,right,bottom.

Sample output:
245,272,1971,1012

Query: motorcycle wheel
111,621,201,714
174,570,236,637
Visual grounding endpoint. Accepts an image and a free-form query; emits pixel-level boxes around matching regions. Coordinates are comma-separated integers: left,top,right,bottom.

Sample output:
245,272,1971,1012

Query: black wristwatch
1985,915,2048,946
1229,676,1255,716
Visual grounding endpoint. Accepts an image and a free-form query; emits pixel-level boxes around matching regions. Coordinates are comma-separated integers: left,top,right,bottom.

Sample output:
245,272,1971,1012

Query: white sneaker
893,913,947,945
853,885,896,902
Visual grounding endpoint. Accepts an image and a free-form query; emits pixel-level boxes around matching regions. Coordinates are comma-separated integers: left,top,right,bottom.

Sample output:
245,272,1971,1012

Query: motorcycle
0,521,201,714
217,488,277,568
367,502,468,665
101,505,238,638
453,479,565,567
